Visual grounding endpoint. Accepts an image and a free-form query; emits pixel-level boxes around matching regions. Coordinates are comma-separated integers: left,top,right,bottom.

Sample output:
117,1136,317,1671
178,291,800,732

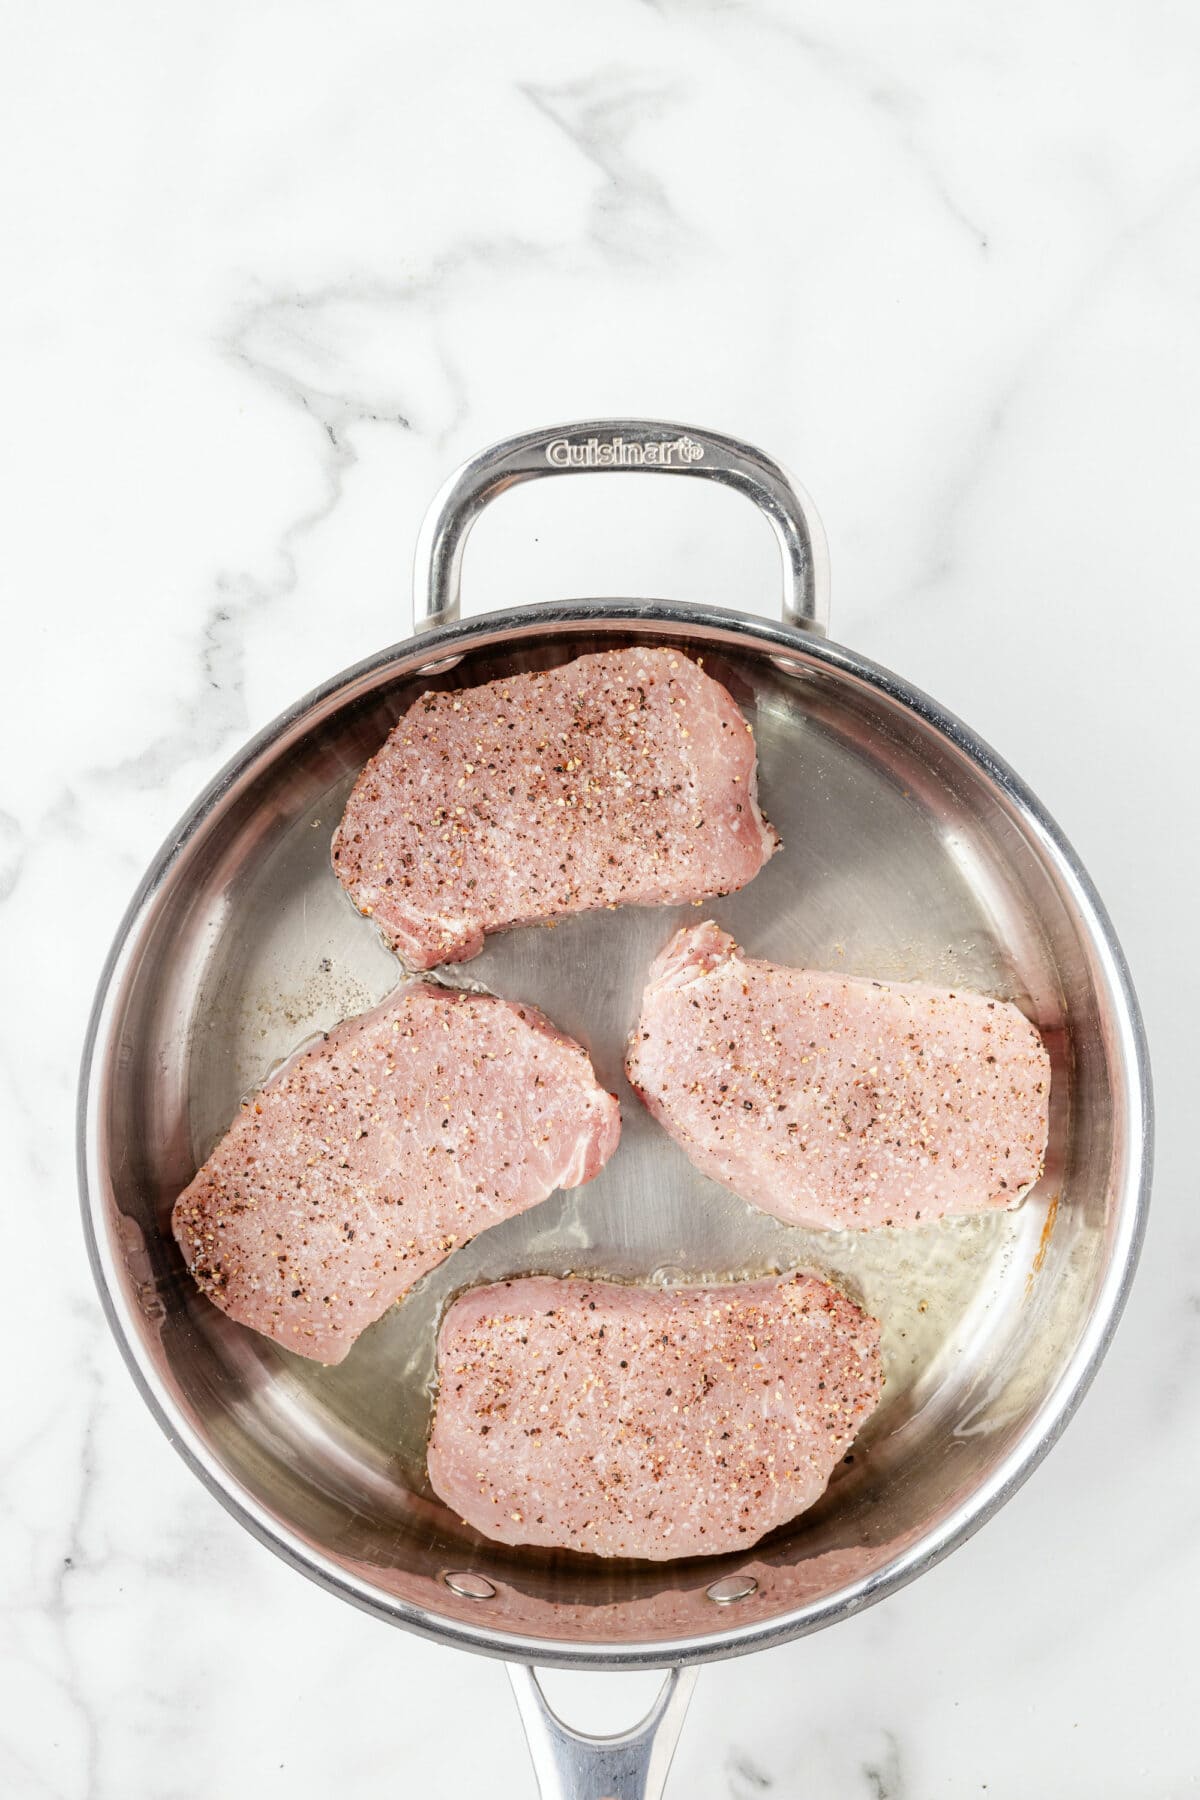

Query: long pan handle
508,1665,697,1800
412,419,830,636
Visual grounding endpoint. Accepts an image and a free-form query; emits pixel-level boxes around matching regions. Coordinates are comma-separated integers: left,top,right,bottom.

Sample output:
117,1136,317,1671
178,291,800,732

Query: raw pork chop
332,647,778,969
627,922,1050,1230
427,1272,882,1559
172,986,620,1363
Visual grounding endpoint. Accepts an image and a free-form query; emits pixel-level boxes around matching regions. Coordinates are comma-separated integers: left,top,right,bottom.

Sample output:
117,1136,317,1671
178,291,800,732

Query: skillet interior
82,605,1143,1663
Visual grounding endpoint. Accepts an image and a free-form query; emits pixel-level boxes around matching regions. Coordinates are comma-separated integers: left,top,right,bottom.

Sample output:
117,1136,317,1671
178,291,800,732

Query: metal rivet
442,1570,496,1600
706,1574,758,1605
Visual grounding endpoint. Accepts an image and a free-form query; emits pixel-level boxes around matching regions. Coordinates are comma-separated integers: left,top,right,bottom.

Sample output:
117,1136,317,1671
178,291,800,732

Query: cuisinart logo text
545,434,705,468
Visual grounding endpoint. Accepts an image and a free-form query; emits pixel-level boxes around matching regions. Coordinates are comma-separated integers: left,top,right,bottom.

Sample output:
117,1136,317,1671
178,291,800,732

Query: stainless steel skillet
79,421,1152,1799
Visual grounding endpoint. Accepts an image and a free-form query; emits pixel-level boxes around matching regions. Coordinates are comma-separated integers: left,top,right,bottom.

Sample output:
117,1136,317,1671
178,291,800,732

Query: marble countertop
3,2,1198,1795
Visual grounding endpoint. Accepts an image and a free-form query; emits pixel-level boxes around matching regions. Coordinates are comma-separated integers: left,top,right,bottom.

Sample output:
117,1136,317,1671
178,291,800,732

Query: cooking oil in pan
182,644,1066,1525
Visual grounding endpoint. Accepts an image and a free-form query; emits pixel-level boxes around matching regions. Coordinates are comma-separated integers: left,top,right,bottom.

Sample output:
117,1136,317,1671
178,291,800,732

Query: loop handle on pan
508,1664,697,1800
412,419,831,636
